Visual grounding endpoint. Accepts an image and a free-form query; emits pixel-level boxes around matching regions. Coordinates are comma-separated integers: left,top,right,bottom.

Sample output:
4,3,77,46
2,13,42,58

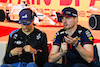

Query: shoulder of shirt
34,28,46,34
77,25,89,31
9,29,20,38
54,28,65,36
58,28,65,33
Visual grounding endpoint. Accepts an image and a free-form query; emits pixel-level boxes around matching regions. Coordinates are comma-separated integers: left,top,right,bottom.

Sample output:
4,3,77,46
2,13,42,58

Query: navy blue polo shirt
53,25,94,66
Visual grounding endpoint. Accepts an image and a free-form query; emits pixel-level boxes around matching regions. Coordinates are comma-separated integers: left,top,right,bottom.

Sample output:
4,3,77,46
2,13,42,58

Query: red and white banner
0,0,100,25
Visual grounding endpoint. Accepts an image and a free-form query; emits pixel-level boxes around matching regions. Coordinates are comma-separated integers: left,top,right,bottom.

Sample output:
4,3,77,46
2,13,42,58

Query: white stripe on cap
72,13,77,16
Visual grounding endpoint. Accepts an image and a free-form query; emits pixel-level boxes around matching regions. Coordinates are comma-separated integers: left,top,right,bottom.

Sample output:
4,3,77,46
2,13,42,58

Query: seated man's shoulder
35,28,46,35
9,29,20,38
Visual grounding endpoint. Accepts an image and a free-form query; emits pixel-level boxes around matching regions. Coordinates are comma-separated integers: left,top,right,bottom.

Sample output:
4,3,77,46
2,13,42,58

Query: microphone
60,31,68,42
60,31,68,64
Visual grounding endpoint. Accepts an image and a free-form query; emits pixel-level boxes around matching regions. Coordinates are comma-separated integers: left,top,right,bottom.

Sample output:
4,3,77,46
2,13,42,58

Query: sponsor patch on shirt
36,33,41,40
88,36,93,41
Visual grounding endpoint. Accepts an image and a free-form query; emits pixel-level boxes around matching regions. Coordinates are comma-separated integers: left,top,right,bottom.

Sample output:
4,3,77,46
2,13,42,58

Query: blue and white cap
18,8,33,25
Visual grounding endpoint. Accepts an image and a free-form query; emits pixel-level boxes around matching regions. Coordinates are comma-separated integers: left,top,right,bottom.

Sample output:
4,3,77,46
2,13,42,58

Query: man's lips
64,24,68,26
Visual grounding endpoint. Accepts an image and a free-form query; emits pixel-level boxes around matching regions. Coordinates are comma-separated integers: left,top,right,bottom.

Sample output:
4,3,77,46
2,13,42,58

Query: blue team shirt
53,25,94,66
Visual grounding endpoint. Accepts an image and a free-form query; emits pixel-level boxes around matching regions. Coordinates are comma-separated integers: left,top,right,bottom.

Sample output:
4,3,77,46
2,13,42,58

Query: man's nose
62,18,67,23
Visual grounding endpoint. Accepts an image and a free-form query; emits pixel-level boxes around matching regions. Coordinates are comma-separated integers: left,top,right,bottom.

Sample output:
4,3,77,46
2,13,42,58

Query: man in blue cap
44,7,94,67
1,8,48,67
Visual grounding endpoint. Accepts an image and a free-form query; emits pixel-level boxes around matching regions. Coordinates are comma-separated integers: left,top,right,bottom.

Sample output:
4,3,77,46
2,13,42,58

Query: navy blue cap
59,7,78,17
18,8,33,25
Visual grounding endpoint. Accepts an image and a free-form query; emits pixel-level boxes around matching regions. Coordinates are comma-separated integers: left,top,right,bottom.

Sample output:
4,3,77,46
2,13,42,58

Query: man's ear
32,18,35,23
33,18,35,21
32,18,36,25
75,17,78,23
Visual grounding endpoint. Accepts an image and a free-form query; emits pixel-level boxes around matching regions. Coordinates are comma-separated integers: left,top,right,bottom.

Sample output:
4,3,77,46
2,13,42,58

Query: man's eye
67,17,70,19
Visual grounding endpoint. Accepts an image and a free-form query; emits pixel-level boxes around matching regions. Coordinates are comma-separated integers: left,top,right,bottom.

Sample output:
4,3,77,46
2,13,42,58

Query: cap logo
66,11,71,14
72,13,77,16
22,14,28,19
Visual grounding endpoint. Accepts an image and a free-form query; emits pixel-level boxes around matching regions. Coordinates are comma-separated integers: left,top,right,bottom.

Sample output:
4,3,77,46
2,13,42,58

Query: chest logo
13,34,18,39
36,33,41,40
78,30,82,34
22,14,27,18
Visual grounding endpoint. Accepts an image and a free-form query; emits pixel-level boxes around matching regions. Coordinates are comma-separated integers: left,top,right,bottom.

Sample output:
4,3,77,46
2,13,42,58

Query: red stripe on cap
58,15,73,17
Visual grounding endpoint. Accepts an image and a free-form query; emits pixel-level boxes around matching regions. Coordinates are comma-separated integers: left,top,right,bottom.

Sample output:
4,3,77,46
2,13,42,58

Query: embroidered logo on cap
66,11,71,14
22,14,28,18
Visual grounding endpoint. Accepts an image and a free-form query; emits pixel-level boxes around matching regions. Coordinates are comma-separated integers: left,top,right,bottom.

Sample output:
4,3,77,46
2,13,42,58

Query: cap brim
57,15,73,22
58,15,73,17
18,20,32,25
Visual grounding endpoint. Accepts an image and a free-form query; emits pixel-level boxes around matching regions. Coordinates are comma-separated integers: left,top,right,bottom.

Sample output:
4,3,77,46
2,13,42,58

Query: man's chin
24,29,30,32
25,30,30,32
65,27,70,30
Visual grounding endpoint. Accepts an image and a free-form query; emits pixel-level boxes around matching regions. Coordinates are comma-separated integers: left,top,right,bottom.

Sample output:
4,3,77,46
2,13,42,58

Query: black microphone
60,31,68,42
60,31,68,64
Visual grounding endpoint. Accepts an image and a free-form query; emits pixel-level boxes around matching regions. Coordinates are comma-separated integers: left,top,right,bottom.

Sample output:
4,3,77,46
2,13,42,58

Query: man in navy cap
44,7,94,67
1,8,48,67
